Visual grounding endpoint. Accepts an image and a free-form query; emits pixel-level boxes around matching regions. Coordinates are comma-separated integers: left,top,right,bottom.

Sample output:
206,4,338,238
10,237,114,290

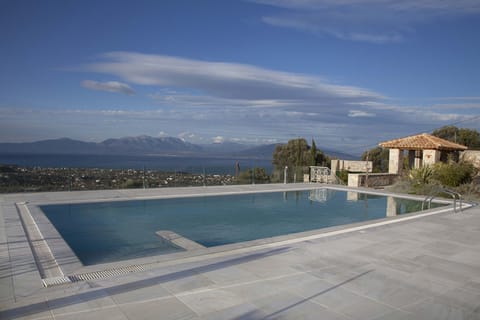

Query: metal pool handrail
422,188,463,213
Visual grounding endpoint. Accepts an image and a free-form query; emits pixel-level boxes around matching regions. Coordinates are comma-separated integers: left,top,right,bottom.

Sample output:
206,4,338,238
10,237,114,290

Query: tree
458,128,480,149
314,149,330,167
311,138,330,167
309,138,330,166
432,126,480,149
310,139,317,166
272,138,311,171
272,138,331,182
362,147,389,173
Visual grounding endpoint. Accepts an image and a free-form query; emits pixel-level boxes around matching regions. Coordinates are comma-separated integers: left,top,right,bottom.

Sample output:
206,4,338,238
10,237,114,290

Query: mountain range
0,136,356,159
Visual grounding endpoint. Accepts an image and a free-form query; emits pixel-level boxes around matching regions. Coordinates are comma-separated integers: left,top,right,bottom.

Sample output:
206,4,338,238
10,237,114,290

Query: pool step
156,230,206,251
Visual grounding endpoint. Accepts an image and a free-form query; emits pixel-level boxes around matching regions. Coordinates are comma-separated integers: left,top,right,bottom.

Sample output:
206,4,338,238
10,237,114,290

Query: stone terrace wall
461,150,480,170
331,159,372,173
348,173,398,187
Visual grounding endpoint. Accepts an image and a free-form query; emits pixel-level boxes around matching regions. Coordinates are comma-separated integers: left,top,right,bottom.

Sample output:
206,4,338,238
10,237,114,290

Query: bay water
0,153,273,175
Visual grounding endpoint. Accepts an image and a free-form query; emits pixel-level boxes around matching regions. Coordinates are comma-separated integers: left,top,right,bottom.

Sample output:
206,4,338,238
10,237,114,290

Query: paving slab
252,291,350,320
0,184,479,320
118,297,198,320
176,288,245,316
54,307,129,320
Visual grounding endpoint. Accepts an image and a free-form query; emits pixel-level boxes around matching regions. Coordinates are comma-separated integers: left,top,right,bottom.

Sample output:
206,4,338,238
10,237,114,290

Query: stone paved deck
1,184,479,320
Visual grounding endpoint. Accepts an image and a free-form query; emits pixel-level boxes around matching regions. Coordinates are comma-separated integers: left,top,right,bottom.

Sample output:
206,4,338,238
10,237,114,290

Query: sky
1,0,480,154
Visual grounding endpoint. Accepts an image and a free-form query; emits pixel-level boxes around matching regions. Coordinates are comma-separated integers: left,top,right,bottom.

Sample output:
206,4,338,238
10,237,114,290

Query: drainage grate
42,276,72,287
43,264,148,287
42,264,150,287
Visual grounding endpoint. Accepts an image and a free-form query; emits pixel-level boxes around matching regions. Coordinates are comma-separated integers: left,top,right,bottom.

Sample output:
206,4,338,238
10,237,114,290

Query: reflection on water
386,196,397,217
347,194,434,217
309,188,335,202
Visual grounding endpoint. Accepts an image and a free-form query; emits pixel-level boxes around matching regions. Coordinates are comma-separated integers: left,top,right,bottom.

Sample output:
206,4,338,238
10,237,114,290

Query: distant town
0,165,236,193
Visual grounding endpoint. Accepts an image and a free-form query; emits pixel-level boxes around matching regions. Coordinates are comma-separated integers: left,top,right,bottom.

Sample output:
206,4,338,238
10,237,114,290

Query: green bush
237,168,270,184
408,166,434,186
336,170,349,184
122,179,143,188
432,161,477,187
390,162,479,200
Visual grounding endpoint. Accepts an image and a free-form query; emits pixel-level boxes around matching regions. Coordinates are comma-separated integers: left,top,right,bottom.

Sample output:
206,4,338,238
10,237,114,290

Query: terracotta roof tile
379,133,467,151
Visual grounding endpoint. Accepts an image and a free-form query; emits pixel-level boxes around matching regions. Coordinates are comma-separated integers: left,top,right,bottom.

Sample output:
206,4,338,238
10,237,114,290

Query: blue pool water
40,189,445,265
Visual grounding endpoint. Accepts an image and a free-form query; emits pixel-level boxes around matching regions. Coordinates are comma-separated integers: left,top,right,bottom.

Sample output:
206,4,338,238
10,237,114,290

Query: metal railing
422,188,463,213
309,166,345,185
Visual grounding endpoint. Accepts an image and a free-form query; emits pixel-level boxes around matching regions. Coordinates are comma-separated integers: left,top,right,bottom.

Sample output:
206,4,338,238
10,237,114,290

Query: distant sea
0,154,273,175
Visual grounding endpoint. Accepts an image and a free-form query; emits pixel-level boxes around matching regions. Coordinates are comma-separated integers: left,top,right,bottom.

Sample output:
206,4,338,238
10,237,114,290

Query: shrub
408,166,434,186
237,168,270,184
336,170,349,184
122,179,143,188
432,161,477,187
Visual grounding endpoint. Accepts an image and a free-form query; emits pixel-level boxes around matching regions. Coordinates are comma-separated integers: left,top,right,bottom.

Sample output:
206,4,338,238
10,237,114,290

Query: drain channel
69,264,147,282
43,264,149,287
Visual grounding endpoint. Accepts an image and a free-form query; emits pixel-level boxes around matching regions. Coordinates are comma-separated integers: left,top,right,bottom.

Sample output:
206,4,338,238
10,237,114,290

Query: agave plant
408,166,434,186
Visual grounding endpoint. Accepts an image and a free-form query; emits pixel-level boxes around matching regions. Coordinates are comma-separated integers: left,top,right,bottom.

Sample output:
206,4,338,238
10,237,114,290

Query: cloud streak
85,51,383,112
86,52,382,101
252,0,480,43
2,102,476,147
348,110,376,117
68,51,480,149
81,80,135,95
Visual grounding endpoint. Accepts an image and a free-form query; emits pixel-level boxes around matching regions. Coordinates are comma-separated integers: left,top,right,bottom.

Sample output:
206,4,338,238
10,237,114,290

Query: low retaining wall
331,159,372,173
348,173,398,187
461,150,480,170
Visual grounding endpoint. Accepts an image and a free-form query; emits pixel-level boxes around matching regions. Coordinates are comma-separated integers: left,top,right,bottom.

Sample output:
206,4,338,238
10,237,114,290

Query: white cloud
1,104,479,151
253,0,480,43
431,103,480,110
349,101,470,125
212,136,225,143
81,80,135,95
85,51,382,118
251,0,480,14
87,52,382,101
348,110,376,117
72,52,480,149
433,96,480,101
263,15,404,43
178,131,197,141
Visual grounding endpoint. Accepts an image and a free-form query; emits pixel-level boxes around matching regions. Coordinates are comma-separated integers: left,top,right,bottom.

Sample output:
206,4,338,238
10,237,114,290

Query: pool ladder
422,188,463,213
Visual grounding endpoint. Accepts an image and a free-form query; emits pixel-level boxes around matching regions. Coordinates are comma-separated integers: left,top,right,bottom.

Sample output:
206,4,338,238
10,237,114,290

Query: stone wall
423,149,441,166
388,149,403,174
348,173,398,187
461,150,480,170
331,159,372,173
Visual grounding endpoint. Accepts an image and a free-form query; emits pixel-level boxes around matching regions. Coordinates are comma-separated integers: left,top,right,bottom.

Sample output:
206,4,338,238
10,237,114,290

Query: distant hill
101,135,202,154
0,136,356,159
320,147,357,160
200,141,252,155
0,138,102,154
0,136,200,155
233,144,279,159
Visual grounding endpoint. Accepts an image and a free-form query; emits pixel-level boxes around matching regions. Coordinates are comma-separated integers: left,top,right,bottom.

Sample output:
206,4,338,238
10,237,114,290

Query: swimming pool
39,188,446,266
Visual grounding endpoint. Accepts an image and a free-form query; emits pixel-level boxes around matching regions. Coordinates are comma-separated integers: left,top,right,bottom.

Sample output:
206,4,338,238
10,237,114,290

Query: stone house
379,133,468,174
